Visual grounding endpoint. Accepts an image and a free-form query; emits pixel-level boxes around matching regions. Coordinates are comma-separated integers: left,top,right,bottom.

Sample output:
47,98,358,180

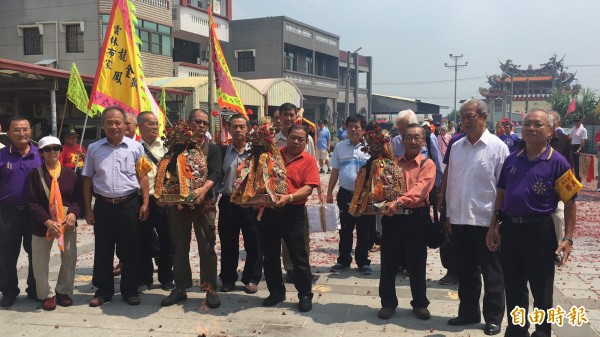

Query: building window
284,50,296,71
102,15,171,56
237,51,255,72
305,54,313,75
23,27,43,55
66,24,84,53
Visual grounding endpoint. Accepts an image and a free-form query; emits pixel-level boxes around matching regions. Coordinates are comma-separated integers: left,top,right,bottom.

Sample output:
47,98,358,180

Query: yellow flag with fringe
66,63,91,116
88,0,155,118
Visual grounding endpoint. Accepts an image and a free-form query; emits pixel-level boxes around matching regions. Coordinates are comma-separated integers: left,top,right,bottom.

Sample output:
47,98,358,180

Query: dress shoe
298,294,313,312
484,323,501,335
161,289,187,307
377,307,395,319
448,316,481,326
263,293,285,307
113,263,122,276
413,307,431,320
89,296,107,307
161,282,176,291
205,292,220,309
125,296,141,305
41,296,56,311
0,293,17,308
56,293,73,307
220,283,235,292
244,282,258,294
439,272,459,285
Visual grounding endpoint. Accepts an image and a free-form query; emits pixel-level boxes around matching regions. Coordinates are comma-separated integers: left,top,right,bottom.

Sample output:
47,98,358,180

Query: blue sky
234,0,600,114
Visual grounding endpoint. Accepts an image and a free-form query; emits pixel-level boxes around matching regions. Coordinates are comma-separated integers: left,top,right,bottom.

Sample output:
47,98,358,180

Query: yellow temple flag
208,6,248,119
88,0,152,116
66,63,91,116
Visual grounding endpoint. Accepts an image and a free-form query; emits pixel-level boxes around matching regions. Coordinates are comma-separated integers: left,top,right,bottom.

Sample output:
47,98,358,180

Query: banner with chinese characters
88,0,154,117
208,6,248,119
66,63,92,116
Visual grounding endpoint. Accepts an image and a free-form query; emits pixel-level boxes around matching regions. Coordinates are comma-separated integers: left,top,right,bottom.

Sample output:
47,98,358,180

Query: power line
373,76,482,85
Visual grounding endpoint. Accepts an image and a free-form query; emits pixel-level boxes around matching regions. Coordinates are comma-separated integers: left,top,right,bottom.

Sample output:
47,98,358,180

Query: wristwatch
562,236,574,245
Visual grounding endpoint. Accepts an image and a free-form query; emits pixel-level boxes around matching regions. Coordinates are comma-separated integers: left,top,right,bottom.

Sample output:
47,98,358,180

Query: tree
548,86,600,126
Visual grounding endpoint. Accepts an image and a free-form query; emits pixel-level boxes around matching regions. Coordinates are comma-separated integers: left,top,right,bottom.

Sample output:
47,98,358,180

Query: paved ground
1,175,599,337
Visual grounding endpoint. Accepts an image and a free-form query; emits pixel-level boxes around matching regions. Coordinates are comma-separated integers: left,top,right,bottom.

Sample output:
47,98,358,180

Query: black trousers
92,196,141,299
336,188,375,267
571,144,581,182
379,211,429,309
258,205,312,297
218,196,263,285
501,217,557,337
439,202,457,273
0,203,36,297
140,196,173,286
451,224,505,325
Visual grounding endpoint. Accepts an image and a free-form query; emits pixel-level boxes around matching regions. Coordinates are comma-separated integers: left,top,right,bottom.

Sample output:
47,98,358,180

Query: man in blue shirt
0,116,41,307
316,120,331,173
498,121,520,152
327,115,375,276
338,125,348,141
82,107,150,307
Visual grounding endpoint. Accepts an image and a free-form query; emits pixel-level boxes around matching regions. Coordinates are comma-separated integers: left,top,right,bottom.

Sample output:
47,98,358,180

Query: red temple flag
565,98,576,117
88,0,154,117
208,6,248,119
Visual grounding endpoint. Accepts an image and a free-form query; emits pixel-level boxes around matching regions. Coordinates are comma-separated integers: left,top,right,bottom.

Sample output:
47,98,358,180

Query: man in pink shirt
378,123,436,321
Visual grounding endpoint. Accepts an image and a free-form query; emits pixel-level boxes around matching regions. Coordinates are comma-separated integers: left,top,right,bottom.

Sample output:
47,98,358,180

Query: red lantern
211,110,219,117
246,108,253,116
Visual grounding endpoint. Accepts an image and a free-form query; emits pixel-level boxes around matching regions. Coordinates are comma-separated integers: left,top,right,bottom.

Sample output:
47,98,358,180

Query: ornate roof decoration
480,56,577,98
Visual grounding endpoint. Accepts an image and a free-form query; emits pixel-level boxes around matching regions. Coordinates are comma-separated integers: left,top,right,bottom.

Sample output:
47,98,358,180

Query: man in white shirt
275,103,316,158
137,112,174,291
569,116,587,182
445,99,508,336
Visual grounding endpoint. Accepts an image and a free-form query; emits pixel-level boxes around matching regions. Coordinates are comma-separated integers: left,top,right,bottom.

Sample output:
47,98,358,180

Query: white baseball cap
38,136,62,150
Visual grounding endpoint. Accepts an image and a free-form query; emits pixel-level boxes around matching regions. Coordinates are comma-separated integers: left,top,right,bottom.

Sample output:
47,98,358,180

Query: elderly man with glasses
445,99,509,336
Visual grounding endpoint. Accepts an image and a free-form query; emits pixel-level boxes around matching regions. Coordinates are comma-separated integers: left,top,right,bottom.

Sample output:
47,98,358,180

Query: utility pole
344,47,362,122
525,78,530,115
509,74,514,122
344,50,350,122
445,54,468,125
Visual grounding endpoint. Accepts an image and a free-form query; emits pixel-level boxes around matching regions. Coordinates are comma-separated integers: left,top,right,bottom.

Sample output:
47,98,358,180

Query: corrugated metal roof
372,93,445,107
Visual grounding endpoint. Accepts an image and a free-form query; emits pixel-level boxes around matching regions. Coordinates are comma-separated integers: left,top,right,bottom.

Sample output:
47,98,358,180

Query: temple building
479,56,576,123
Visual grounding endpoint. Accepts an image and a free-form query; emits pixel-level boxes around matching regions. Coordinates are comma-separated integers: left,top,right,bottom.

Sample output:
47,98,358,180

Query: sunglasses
42,146,62,152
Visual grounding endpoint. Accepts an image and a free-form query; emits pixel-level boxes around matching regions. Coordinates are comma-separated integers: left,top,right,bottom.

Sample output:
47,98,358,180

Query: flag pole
73,112,90,172
208,0,215,134
58,95,69,137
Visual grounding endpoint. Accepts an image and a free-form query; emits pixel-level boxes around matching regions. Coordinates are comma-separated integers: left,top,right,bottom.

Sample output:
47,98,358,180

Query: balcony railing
173,5,228,41
136,0,169,9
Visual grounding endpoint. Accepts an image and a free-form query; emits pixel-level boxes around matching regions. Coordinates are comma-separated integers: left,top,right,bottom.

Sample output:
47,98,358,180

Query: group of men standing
0,97,583,337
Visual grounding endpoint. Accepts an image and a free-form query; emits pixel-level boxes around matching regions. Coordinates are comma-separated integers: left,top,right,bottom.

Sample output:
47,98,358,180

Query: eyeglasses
42,146,62,152
460,114,478,121
404,136,423,142
194,120,209,126
523,122,549,129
